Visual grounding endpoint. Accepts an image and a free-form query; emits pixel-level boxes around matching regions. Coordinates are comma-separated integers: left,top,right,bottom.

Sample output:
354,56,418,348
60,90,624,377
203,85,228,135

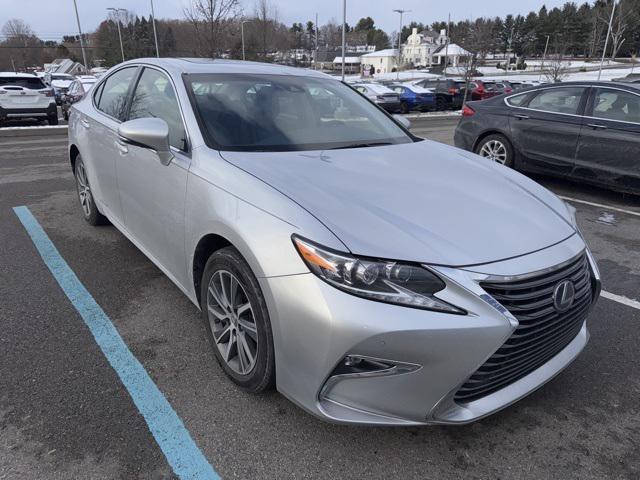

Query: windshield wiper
329,142,393,150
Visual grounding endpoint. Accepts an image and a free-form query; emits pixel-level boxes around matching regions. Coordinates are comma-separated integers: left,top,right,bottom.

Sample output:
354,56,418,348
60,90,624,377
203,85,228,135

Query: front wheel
475,134,514,168
48,114,59,125
436,97,447,111
400,101,410,114
200,246,275,393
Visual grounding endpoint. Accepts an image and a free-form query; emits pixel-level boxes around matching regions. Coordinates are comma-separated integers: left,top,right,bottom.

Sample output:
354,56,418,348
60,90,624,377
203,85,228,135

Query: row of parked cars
351,77,545,114
0,71,98,126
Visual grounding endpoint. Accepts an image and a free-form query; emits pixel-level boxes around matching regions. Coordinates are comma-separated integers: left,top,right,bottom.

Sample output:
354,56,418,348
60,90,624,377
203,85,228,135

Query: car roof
114,58,332,80
516,80,640,92
0,72,39,78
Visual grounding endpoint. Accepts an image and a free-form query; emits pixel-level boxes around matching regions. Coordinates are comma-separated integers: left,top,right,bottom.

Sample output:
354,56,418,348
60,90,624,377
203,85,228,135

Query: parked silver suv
68,59,600,426
0,73,58,125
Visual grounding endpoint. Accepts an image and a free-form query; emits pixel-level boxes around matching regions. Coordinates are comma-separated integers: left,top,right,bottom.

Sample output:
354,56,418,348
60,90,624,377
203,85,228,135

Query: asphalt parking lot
1,118,639,479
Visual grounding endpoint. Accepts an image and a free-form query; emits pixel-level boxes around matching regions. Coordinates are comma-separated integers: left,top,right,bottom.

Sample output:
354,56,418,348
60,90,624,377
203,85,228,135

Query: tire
436,97,446,111
200,246,275,393
400,101,410,114
74,154,108,226
48,114,59,125
63,109,69,121
475,134,514,168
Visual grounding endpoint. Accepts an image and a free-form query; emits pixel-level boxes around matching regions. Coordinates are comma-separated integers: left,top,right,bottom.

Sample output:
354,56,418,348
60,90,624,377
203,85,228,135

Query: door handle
514,114,529,120
80,118,90,129
587,123,607,130
115,139,128,154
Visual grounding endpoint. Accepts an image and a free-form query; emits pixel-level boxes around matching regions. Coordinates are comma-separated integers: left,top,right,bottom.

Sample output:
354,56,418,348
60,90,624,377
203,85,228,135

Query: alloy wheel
479,139,508,164
206,270,258,375
75,161,93,217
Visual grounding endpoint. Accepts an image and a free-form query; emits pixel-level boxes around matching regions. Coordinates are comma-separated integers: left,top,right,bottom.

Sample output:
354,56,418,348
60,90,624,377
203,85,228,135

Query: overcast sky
3,0,571,41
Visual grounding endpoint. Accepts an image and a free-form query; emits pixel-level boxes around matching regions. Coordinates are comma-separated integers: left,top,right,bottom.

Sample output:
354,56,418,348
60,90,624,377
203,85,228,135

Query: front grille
455,253,594,403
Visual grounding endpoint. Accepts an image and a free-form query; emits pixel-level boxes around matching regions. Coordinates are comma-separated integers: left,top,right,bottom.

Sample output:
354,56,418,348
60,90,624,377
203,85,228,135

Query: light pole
598,0,617,81
341,0,346,81
393,9,410,80
539,35,550,81
107,7,126,63
150,0,159,57
443,12,450,78
241,20,251,61
72,0,89,70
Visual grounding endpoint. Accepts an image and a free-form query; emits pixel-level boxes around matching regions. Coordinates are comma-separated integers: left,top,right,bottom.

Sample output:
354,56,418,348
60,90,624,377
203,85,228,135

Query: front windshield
186,73,413,151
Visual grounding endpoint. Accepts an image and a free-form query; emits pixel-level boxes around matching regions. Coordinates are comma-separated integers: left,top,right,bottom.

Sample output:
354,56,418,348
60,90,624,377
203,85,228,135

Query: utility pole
598,0,616,81
341,0,346,81
72,0,89,70
150,0,160,57
241,20,250,61
507,25,514,76
539,35,550,81
107,8,126,63
443,13,450,78
393,9,410,81
315,12,319,70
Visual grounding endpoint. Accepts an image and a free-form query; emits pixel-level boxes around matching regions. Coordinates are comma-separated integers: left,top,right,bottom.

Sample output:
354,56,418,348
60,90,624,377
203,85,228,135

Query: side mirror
393,114,411,130
118,117,174,166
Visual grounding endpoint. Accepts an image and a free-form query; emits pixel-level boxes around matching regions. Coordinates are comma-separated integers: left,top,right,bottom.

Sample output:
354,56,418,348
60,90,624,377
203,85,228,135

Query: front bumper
260,233,600,425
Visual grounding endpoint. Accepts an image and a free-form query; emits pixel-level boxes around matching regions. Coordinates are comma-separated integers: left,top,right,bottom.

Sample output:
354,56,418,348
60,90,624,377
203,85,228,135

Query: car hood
220,140,576,266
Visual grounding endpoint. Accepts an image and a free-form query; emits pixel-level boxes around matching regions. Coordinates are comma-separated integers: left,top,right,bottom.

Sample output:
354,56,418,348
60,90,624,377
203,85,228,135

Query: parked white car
0,72,58,126
45,73,76,105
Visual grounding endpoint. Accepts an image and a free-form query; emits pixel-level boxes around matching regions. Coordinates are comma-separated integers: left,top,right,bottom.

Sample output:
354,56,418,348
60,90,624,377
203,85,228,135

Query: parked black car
412,78,464,110
454,81,640,194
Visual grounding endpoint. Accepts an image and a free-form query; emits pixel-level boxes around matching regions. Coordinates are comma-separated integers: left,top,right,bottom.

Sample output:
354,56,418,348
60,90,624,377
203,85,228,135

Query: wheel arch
192,233,234,305
69,144,80,173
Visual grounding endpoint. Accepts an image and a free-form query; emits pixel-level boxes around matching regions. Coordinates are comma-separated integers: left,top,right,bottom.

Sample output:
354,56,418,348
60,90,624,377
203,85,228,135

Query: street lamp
150,0,159,57
393,9,410,80
598,0,617,81
341,0,346,81
241,20,251,61
72,0,89,70
107,7,126,63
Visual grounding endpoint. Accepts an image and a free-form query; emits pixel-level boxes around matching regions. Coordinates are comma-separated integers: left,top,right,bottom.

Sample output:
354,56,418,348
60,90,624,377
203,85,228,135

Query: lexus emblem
553,280,575,313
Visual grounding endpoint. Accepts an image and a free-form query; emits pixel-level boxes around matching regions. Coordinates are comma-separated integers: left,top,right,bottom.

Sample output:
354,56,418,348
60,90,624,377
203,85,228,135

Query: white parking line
601,290,640,311
559,195,640,218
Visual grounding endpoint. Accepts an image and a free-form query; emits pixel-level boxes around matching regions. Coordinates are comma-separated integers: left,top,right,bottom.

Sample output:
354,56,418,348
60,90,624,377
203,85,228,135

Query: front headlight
292,236,465,314
564,201,580,230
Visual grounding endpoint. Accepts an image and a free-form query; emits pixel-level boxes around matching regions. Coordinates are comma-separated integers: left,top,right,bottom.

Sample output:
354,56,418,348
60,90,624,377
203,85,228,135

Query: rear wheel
200,247,275,393
48,114,59,125
475,134,514,168
74,155,108,225
436,96,447,111
400,101,410,114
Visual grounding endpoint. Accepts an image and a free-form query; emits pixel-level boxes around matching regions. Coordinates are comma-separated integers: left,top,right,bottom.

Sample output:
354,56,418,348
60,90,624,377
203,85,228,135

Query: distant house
332,56,361,74
402,28,448,67
432,43,472,68
45,58,85,75
360,49,399,75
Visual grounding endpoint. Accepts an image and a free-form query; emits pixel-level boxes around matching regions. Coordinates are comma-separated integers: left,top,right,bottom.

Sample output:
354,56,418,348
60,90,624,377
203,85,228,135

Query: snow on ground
344,70,439,83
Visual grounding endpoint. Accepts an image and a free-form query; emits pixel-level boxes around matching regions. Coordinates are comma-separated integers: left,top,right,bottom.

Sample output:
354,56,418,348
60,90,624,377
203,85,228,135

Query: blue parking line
13,206,220,480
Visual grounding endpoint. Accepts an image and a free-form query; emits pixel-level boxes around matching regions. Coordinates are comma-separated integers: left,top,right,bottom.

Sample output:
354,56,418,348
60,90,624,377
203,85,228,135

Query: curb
0,126,68,138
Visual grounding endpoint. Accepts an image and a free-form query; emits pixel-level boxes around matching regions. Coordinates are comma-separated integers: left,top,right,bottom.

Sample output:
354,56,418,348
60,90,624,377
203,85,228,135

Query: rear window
0,77,46,89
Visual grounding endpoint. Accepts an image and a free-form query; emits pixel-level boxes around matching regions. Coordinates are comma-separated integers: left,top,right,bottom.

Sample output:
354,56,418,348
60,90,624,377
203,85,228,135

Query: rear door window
591,88,640,124
527,87,586,115
96,67,138,121
506,93,529,107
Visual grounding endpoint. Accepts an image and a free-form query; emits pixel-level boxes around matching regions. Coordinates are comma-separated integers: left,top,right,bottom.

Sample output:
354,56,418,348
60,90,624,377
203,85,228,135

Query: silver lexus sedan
68,58,601,426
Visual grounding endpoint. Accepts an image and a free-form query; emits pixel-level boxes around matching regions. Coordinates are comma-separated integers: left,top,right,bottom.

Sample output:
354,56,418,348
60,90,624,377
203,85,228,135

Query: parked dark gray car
454,81,640,194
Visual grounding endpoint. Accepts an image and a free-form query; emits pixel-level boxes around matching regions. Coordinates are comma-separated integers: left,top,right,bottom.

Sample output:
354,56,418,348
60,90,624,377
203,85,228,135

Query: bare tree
183,0,239,57
544,54,569,82
1,19,42,70
609,3,630,60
